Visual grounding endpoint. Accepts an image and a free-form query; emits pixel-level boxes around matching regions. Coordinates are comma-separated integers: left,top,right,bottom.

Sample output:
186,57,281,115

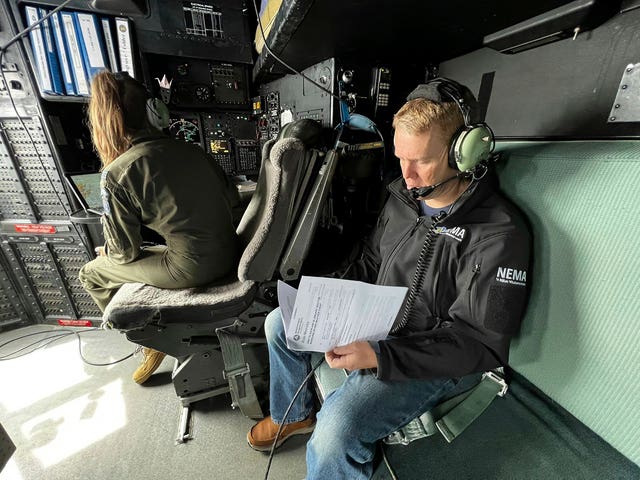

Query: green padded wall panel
496,141,640,467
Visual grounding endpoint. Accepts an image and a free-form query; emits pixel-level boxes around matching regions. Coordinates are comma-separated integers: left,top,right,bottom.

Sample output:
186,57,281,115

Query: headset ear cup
451,124,494,171
146,98,170,130
448,127,466,170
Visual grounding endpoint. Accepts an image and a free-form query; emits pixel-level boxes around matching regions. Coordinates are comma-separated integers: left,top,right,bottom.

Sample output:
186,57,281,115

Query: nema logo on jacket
495,267,527,286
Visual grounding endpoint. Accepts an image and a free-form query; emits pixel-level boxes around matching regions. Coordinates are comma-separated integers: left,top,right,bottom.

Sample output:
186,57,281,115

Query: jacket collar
388,166,500,223
129,129,166,146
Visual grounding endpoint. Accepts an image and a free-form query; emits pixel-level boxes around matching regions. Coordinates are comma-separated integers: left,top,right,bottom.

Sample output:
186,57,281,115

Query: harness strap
215,327,264,420
384,371,507,445
435,371,507,443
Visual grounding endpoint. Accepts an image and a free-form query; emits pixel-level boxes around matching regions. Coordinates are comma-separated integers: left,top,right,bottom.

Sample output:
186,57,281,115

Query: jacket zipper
378,215,424,283
467,263,481,291
391,213,446,334
467,263,481,322
377,185,423,282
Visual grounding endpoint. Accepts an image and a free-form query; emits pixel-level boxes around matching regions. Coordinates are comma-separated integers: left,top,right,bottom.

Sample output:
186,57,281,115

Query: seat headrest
277,119,323,148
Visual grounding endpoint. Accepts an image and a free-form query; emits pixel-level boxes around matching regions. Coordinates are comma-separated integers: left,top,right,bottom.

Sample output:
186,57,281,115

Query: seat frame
104,135,340,442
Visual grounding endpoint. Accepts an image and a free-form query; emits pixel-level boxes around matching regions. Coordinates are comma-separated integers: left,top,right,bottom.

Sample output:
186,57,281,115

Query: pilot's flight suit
79,131,239,312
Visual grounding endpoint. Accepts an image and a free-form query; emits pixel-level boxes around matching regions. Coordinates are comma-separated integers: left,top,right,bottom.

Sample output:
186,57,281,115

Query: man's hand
94,246,106,257
325,341,378,371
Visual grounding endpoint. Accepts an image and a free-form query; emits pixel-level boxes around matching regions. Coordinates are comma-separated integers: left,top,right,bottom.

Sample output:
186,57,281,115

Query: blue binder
100,17,119,72
24,6,53,94
50,11,76,95
74,12,108,85
38,8,65,94
60,11,90,96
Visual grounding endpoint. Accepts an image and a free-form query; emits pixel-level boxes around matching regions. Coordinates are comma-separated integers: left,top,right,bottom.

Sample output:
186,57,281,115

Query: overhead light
90,0,149,16
483,0,621,54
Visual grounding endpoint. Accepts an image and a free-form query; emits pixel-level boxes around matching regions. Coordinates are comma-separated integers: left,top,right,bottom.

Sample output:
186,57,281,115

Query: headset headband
434,79,473,125
113,71,169,130
406,78,494,171
406,77,481,125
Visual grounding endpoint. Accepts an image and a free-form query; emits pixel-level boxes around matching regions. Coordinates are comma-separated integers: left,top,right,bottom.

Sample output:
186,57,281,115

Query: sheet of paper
277,280,297,340
278,276,407,353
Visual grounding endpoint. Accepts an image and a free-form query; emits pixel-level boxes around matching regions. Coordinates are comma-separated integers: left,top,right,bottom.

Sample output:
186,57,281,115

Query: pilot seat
102,119,338,442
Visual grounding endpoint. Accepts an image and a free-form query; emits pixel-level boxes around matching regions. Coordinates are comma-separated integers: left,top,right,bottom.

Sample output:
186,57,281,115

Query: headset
145,96,170,130
407,77,494,172
114,71,170,130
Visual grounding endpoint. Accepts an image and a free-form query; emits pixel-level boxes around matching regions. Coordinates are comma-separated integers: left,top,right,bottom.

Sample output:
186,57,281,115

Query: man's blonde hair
392,98,464,140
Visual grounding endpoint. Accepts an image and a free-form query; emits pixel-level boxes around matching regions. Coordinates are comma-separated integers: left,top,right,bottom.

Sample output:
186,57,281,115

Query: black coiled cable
391,214,445,334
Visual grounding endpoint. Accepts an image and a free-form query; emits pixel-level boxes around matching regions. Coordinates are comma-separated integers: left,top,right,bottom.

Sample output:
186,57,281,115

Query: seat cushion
103,280,257,330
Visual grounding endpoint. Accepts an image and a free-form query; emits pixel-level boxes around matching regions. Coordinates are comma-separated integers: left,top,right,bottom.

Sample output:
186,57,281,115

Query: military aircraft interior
0,0,638,478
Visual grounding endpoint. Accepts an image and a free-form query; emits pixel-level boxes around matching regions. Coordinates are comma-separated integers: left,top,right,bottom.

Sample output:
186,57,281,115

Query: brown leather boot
132,347,166,384
247,415,315,451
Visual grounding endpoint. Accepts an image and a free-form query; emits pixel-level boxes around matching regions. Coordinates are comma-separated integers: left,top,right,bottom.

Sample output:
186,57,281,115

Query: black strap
215,326,264,419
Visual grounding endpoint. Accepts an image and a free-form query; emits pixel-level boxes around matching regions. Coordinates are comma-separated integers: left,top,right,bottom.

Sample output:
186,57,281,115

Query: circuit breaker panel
0,117,72,221
0,3,101,329
0,250,30,331
0,116,101,325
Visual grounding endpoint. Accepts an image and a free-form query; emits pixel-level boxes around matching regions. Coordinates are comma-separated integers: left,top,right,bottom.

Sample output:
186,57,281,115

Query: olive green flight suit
79,131,239,312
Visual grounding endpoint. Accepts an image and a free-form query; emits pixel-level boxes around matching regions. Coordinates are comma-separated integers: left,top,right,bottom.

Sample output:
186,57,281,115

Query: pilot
246,78,532,479
79,70,239,384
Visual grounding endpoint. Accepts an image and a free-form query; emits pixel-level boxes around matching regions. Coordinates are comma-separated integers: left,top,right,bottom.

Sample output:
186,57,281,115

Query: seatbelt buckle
223,363,251,380
223,363,252,407
482,370,509,397
384,430,410,446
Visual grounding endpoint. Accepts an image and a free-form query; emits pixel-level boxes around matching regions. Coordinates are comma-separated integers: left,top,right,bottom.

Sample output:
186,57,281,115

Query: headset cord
0,327,135,366
391,214,445,335
264,356,325,480
0,1,73,53
380,443,399,480
392,171,483,335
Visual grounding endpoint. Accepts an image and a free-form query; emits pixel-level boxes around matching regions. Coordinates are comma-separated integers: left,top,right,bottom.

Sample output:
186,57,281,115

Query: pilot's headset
144,94,170,130
113,71,170,131
407,78,494,172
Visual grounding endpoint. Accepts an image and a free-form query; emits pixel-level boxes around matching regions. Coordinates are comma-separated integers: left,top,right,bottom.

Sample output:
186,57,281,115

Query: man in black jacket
247,78,532,479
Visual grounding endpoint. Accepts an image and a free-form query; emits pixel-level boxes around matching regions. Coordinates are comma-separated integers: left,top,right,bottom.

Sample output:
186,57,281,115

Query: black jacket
344,168,532,381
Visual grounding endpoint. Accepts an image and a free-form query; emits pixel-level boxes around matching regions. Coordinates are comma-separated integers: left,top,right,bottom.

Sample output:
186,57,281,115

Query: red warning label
57,319,94,327
14,224,57,234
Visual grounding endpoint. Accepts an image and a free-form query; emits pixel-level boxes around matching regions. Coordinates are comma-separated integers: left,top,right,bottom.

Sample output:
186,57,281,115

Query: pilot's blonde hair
87,71,149,168
392,98,464,140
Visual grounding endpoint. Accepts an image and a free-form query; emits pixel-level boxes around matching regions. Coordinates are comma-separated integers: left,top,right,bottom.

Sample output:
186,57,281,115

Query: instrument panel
149,55,258,176
147,54,250,108
169,112,259,176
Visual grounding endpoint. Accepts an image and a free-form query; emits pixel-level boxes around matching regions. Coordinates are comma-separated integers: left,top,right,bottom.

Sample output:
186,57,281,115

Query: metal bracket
608,63,640,123
482,370,509,397
223,363,251,380
176,405,193,444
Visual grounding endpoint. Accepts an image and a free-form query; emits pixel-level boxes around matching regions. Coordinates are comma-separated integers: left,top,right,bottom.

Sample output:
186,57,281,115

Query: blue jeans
265,307,475,480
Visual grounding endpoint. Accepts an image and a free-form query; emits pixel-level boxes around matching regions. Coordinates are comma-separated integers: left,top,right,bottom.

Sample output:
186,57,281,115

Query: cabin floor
4,324,638,480
0,325,308,480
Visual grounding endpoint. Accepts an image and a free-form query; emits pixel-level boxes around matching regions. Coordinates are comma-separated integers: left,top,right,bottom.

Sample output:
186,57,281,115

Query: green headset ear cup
450,124,494,171
146,97,170,130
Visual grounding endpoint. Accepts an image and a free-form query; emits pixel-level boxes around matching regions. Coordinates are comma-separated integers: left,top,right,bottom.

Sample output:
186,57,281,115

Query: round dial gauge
195,85,212,103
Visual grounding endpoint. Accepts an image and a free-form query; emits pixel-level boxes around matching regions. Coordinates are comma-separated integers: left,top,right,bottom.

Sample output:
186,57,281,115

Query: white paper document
278,277,408,353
